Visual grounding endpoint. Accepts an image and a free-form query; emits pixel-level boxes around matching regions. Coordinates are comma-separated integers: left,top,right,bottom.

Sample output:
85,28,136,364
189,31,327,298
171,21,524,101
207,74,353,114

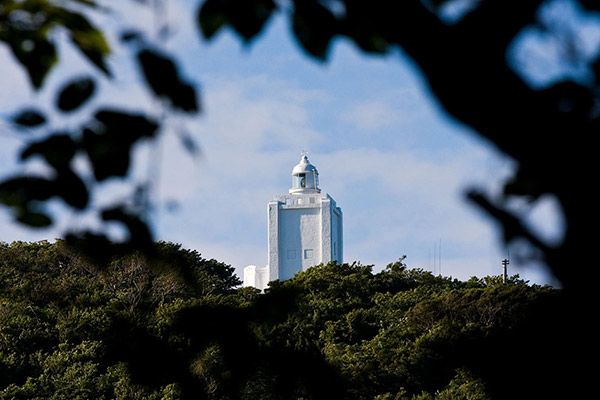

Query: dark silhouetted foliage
0,244,568,399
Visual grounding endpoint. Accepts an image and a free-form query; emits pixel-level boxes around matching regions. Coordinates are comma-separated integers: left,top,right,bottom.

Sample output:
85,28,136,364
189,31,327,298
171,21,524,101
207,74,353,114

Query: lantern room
289,153,320,194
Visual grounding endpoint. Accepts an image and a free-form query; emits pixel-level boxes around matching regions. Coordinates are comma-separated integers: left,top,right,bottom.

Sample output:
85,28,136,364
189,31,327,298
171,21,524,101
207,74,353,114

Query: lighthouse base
243,265,269,291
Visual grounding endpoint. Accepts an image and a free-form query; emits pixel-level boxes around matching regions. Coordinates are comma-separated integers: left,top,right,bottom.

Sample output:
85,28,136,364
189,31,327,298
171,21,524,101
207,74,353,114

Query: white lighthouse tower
244,153,343,290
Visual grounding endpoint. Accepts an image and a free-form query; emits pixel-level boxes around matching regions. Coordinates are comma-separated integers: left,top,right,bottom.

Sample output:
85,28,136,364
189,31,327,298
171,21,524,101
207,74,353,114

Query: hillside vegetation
0,241,572,399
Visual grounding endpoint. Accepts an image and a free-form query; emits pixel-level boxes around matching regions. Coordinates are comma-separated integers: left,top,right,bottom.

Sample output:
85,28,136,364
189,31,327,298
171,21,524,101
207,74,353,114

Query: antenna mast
502,257,510,283
431,239,442,276
439,239,442,276
433,241,437,275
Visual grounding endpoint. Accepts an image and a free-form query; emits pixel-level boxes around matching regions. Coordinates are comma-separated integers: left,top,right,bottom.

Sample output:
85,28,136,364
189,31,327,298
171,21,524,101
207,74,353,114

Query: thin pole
439,239,442,276
502,258,510,283
433,241,437,275
428,248,431,272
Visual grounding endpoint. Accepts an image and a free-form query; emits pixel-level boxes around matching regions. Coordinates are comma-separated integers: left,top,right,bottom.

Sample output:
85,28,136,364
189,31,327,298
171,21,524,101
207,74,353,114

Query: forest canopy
0,241,573,399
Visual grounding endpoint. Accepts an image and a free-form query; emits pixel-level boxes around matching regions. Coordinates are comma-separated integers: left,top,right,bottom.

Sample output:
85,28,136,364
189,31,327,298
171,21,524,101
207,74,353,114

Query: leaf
82,128,131,182
178,130,201,157
503,166,545,201
69,0,99,7
8,35,57,89
580,0,600,12
428,0,457,8
16,207,53,228
11,109,47,127
198,0,229,39
20,133,89,209
292,0,338,60
64,231,116,268
69,29,111,76
82,109,158,181
56,77,96,112
61,11,111,76
10,3,110,80
101,205,153,249
21,134,78,171
338,3,390,54
1,2,106,90
55,169,89,210
120,29,143,43
137,49,199,113
0,176,56,207
198,0,276,41
168,80,199,113
93,109,159,140
541,80,594,119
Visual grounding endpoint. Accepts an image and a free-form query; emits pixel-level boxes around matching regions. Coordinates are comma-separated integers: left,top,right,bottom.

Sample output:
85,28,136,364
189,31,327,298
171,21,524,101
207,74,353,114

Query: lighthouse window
293,174,306,188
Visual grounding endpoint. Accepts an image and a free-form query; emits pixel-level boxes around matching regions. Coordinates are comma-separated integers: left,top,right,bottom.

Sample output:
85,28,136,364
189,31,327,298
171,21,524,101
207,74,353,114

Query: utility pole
502,258,510,283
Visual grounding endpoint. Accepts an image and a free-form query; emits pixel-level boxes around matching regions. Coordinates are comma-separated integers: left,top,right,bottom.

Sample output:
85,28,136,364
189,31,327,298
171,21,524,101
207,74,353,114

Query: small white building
244,153,343,290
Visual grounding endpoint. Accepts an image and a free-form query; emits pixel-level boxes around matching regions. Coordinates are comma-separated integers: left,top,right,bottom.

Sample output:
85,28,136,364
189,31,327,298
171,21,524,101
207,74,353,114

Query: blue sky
0,0,577,286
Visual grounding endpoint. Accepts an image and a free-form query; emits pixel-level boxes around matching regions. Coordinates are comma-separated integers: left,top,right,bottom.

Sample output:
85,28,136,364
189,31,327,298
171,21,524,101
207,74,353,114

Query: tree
0,242,579,399
0,240,245,399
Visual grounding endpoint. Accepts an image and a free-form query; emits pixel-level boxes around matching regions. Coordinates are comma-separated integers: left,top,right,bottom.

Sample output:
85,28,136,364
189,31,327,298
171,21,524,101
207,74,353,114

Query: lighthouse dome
292,155,318,175
290,153,320,194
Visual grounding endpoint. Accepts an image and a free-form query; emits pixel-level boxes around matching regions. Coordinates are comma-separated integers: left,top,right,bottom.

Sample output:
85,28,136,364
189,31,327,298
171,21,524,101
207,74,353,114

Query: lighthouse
244,153,343,290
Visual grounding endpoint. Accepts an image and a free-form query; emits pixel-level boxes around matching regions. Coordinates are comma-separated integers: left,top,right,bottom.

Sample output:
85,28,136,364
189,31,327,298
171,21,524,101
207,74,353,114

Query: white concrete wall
244,192,343,290
332,206,342,262
243,265,269,291
267,200,280,281
336,206,343,262
279,207,321,280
